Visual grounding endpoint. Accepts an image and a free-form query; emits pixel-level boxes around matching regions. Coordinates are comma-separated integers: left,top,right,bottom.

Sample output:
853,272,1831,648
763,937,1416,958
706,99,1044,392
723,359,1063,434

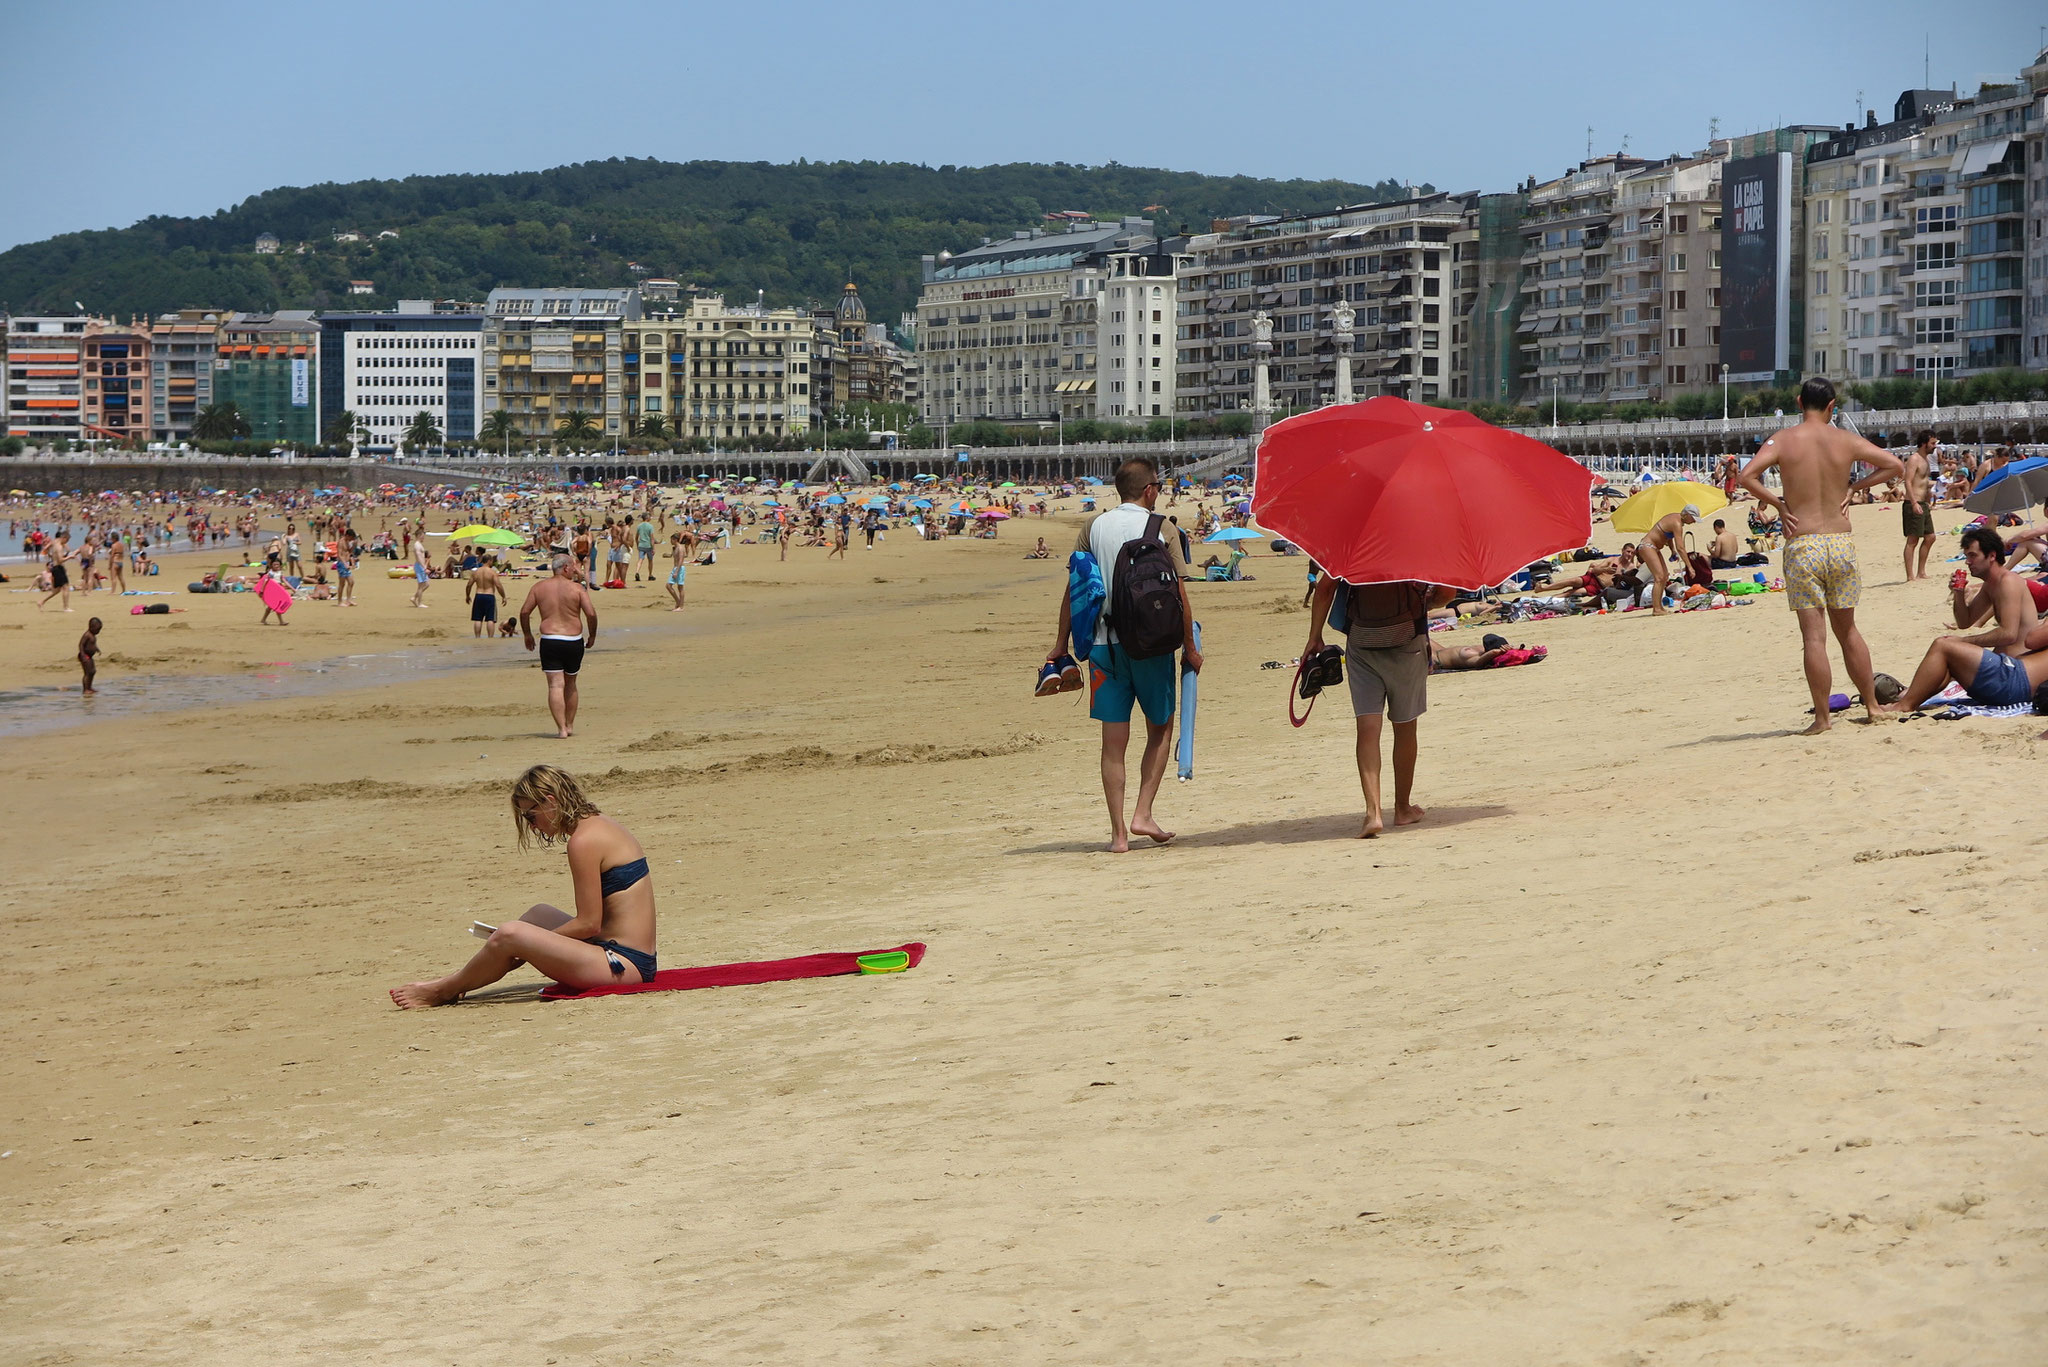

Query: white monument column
1251,310,1274,434
1332,300,1355,406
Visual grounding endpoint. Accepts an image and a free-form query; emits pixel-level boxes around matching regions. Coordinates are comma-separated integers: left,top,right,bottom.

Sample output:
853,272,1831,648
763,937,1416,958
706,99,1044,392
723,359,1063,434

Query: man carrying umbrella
1304,577,1457,837
1737,377,1904,733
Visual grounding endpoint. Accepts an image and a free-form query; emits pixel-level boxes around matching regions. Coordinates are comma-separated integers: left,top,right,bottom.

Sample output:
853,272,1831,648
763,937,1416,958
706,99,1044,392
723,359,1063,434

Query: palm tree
192,401,251,442
556,410,600,443
480,409,519,451
325,408,360,448
404,410,443,454
635,412,672,440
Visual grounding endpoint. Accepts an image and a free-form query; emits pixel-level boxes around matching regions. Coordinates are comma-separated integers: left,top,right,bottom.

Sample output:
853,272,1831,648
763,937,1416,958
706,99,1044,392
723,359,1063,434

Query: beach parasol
909,498,933,509
1608,481,1728,534
1963,456,2048,516
448,523,498,538
824,494,846,504
1204,527,1264,542
1252,397,1594,590
470,528,526,547
977,508,1010,520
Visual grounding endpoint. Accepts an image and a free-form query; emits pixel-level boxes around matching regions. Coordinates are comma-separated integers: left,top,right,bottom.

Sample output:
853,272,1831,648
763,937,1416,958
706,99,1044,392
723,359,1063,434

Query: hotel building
481,288,641,443
319,301,485,449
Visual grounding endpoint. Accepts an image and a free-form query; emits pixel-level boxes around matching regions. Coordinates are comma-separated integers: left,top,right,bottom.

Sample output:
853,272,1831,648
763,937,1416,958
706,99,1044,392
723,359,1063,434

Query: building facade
148,309,228,441
633,293,815,443
319,302,485,450
82,320,152,443
213,310,320,446
481,288,641,443
1176,195,1465,414
5,315,91,444
916,219,1159,429
1095,246,1177,420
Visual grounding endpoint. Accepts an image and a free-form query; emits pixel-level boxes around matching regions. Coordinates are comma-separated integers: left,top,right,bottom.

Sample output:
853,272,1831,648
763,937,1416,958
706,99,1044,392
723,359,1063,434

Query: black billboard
1719,153,1792,381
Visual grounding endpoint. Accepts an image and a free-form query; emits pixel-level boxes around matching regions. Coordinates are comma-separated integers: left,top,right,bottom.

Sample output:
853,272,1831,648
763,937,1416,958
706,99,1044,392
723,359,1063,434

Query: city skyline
2,0,2040,254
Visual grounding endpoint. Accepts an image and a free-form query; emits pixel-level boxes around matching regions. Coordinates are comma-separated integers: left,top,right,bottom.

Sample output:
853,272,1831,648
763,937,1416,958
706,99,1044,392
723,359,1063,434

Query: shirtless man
1635,506,1697,614
1900,430,1938,582
37,533,72,612
466,557,505,638
1738,376,1905,733
1430,634,1510,671
518,555,598,739
1877,527,2047,714
409,530,432,608
606,518,631,587
1707,519,1741,569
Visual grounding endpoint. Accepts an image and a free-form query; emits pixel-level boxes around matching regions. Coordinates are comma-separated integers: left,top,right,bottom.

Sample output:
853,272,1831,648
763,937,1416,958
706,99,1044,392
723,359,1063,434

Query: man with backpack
1303,575,1457,837
1048,456,1201,852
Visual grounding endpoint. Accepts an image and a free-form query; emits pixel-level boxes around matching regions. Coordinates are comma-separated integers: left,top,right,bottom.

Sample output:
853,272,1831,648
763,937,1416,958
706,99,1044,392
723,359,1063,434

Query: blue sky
2,0,2040,252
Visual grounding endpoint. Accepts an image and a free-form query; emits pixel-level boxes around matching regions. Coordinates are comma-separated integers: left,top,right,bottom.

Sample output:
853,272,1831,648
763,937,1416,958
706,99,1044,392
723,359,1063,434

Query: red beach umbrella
1252,398,1593,590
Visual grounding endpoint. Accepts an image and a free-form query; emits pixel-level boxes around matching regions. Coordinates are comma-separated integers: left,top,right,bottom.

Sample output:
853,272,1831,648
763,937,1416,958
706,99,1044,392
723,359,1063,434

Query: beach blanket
1912,682,2036,718
539,942,926,1000
1067,551,1104,658
1487,646,1547,668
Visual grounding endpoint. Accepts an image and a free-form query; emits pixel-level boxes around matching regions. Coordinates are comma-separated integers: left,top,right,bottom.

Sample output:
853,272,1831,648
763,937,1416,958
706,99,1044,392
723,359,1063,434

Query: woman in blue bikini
391,765,657,1008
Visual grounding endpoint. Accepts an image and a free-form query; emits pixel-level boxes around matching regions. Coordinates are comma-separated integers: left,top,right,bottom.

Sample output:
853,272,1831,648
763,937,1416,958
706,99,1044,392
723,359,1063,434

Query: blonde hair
510,764,600,849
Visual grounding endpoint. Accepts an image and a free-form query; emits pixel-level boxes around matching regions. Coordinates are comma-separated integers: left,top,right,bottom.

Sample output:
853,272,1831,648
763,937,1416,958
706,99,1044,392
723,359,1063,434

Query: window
1916,204,1959,232
1915,279,1959,306
1915,317,1957,344
1670,253,1687,272
1913,242,1956,270
1815,200,1831,224
1668,365,1686,384
1422,331,1439,349
1669,327,1687,348
1668,290,1687,311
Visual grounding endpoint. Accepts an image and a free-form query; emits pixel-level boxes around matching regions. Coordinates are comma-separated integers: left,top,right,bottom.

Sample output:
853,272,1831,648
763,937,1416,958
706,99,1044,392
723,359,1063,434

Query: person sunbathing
1430,634,1511,670
1876,528,2048,715
391,765,658,1008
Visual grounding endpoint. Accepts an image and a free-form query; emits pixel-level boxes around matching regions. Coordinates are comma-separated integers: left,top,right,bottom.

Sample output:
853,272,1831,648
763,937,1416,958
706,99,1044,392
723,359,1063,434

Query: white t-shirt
1077,503,1190,646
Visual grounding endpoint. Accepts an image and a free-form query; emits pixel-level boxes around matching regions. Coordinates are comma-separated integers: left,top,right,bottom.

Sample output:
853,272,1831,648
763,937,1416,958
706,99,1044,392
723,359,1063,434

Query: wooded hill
0,158,1425,324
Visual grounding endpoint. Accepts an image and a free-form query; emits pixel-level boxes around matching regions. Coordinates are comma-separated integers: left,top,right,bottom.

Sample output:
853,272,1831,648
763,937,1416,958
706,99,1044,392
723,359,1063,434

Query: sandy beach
3,495,2044,1365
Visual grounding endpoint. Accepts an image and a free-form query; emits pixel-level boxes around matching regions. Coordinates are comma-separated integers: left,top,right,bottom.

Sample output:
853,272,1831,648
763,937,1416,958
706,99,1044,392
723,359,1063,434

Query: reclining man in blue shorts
1878,527,2048,714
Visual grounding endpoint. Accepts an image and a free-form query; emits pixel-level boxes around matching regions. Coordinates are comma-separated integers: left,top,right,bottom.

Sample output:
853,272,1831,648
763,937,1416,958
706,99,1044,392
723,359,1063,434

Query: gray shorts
1347,633,1429,723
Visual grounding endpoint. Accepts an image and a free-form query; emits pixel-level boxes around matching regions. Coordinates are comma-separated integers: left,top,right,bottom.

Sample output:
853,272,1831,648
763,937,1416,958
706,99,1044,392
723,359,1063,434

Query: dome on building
836,281,867,325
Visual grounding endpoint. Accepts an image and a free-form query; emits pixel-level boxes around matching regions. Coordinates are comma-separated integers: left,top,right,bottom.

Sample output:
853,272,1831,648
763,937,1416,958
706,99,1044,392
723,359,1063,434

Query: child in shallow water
391,765,658,1008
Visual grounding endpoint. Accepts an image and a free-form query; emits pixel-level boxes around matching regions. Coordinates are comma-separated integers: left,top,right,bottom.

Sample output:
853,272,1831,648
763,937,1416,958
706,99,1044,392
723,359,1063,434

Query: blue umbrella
913,473,936,482
1204,527,1264,542
888,482,904,491
909,498,933,509
1963,456,2048,515
824,494,846,505
865,498,888,509
1077,476,1102,485
761,498,780,507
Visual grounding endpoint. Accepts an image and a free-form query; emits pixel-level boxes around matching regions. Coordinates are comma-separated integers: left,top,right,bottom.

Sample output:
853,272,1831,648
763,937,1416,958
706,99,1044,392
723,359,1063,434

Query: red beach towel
540,942,926,1000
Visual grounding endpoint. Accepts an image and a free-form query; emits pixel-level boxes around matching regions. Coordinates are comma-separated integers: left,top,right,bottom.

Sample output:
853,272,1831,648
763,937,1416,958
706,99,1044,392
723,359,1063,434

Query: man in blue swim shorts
1879,527,2048,714
1049,456,1200,852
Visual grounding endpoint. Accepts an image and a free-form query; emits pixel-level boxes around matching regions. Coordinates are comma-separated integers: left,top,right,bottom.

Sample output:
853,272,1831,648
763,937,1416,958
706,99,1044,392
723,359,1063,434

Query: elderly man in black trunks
518,555,598,739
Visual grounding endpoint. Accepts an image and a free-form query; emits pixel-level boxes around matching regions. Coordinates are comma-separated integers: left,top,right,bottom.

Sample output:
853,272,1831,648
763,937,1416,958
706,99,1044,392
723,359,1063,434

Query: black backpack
1108,513,1186,660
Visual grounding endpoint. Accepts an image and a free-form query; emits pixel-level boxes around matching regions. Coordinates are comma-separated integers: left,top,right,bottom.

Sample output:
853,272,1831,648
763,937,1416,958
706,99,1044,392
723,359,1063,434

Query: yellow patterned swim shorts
1783,531,1861,611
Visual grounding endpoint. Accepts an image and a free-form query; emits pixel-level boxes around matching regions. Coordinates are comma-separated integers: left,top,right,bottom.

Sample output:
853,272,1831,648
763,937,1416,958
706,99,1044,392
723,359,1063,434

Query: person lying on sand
392,765,657,1008
1431,634,1512,671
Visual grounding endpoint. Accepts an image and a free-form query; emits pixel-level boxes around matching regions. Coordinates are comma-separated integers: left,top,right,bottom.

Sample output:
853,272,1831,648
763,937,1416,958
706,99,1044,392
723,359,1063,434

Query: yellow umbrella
447,523,498,538
1609,481,1726,534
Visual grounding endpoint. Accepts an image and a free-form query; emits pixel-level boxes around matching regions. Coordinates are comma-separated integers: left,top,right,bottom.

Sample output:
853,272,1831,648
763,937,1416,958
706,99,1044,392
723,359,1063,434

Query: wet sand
3,501,2043,1364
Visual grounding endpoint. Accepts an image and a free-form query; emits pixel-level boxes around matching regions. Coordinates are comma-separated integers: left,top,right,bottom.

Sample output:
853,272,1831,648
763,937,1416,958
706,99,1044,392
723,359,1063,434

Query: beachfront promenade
6,398,2045,492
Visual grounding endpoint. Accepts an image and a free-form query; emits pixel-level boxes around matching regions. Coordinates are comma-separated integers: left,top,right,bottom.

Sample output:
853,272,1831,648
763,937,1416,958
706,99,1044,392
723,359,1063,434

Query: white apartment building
1176,194,1468,414
1092,247,1177,421
319,302,485,448
916,219,1159,428
4,315,90,443
633,293,816,442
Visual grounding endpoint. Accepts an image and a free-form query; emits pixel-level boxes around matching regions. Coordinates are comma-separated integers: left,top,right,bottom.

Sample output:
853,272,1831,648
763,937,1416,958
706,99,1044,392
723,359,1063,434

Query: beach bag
1107,514,1185,660
1343,581,1427,648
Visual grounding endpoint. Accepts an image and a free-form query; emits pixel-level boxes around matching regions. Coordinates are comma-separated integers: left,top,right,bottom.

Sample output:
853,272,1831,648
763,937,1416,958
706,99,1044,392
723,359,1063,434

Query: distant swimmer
390,765,657,1007
467,557,504,639
1738,377,1904,733
519,554,598,739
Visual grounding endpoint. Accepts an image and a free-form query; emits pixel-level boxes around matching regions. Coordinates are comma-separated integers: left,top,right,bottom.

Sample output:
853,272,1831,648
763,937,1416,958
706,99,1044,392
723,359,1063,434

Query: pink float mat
540,942,926,1000
256,577,293,614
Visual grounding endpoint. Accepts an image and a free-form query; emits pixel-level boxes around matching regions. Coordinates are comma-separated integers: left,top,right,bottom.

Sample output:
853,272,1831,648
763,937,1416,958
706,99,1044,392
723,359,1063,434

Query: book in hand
470,921,496,940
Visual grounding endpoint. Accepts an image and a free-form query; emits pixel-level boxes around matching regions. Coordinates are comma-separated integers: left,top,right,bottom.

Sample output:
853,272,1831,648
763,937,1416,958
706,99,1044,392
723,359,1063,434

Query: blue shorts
668,565,686,585
1087,643,1176,726
1967,649,2034,707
